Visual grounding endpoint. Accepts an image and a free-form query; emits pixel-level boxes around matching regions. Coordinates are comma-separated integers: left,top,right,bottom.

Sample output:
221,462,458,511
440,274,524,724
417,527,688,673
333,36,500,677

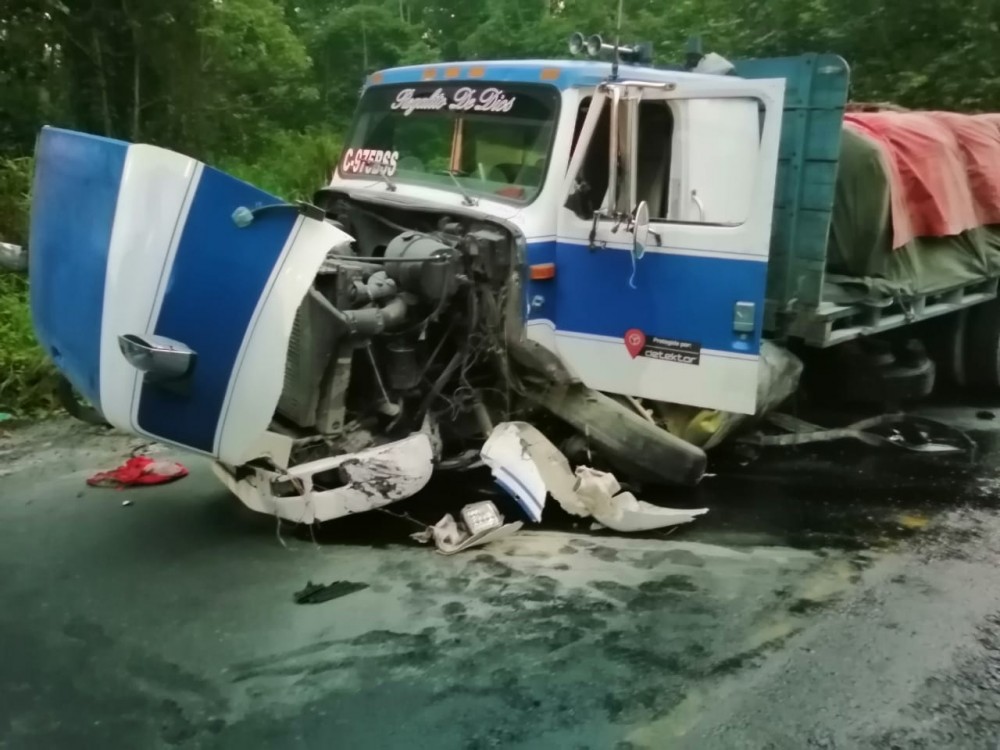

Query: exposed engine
272,196,520,474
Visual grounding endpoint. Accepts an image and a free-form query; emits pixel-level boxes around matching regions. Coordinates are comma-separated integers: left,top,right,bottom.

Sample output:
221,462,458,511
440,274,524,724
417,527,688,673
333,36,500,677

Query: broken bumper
212,433,434,523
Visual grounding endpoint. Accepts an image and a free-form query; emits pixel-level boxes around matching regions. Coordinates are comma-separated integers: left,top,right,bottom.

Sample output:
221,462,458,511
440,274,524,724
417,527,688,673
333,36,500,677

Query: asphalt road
3,406,1000,749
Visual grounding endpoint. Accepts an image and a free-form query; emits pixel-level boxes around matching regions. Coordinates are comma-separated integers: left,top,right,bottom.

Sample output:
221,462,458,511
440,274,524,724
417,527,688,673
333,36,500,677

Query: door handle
118,334,196,381
690,190,705,221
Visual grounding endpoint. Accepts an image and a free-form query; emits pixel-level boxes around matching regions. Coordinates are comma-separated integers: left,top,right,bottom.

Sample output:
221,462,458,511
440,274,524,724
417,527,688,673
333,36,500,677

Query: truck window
339,82,560,204
566,98,611,220
635,100,674,220
657,97,762,226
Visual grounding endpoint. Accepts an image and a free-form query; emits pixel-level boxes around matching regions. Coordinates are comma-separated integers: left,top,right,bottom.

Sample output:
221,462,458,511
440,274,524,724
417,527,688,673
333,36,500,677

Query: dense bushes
218,128,343,201
0,275,59,416
0,157,54,415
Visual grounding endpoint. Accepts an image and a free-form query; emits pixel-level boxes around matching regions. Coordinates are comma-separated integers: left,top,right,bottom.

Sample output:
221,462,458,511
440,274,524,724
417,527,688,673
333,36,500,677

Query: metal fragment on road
461,501,504,536
293,580,369,605
412,500,521,555
479,422,708,534
479,422,553,522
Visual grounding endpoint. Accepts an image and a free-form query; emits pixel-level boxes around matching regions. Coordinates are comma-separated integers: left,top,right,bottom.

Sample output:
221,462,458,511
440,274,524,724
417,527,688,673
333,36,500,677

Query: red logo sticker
624,328,646,359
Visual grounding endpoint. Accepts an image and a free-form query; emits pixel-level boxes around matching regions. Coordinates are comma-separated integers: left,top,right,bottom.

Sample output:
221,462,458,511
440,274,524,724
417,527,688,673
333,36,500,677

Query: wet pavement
2,405,1000,749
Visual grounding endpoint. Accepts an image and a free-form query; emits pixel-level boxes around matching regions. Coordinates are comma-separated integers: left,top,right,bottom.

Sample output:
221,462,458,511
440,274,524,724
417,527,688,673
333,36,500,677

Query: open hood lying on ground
29,126,351,465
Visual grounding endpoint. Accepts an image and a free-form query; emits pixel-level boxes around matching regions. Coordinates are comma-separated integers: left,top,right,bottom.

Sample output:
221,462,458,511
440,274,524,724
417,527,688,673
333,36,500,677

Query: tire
963,298,1000,391
56,375,110,427
921,309,968,388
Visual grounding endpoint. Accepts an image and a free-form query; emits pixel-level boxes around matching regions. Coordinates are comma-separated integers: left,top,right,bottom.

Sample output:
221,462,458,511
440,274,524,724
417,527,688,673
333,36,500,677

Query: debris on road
479,421,709,533
293,580,369,605
121,499,133,507
655,341,803,450
411,500,522,555
87,456,189,489
480,422,554,522
742,413,976,456
573,466,708,532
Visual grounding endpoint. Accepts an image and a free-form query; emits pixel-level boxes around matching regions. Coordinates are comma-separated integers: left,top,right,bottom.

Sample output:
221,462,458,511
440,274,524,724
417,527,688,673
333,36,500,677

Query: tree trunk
131,47,141,141
91,31,113,137
362,20,369,72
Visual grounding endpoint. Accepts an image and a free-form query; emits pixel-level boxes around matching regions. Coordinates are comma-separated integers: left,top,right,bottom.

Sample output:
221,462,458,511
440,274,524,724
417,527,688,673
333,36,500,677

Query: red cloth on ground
87,455,188,489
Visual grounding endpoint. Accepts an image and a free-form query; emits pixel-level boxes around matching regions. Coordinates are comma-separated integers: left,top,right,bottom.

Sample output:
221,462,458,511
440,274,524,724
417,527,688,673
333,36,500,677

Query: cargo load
826,110,1000,305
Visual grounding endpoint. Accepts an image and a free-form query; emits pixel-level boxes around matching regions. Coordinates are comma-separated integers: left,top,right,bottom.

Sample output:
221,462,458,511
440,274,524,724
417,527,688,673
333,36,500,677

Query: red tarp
843,111,1000,250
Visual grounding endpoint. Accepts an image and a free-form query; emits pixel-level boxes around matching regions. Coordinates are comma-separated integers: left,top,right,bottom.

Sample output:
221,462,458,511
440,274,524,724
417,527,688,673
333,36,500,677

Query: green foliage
0,275,58,416
0,157,32,246
0,157,50,415
217,128,343,200
2,0,1000,414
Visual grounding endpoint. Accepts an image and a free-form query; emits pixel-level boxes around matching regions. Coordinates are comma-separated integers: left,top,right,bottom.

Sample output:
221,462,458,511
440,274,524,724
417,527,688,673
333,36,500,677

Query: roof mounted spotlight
586,34,606,57
568,32,612,58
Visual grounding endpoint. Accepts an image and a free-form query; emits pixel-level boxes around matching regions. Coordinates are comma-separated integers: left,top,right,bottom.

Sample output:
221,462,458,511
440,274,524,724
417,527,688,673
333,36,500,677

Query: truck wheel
922,309,967,388
963,298,1000,391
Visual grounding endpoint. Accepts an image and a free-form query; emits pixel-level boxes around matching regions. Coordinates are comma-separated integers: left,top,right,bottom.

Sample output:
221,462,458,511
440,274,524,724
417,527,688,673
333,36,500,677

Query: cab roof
365,59,728,91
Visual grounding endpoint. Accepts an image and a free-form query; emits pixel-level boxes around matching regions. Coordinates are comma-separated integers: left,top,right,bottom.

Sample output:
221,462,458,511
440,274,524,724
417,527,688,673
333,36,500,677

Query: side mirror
118,333,197,382
632,201,650,260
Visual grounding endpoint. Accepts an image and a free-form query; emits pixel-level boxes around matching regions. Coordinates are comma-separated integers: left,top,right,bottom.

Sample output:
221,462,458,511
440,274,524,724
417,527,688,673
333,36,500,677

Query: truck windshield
338,82,560,204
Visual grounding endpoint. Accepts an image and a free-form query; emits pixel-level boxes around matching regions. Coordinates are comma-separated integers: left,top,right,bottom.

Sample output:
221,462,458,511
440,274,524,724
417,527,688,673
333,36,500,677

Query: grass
0,156,56,416
0,275,59,416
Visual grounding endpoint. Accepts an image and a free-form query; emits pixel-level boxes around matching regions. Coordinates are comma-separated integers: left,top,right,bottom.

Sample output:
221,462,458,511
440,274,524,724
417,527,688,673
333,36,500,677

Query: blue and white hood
29,127,350,465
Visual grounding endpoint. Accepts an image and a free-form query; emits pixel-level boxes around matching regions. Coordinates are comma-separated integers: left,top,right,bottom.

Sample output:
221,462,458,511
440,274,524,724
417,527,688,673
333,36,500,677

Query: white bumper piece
212,432,434,524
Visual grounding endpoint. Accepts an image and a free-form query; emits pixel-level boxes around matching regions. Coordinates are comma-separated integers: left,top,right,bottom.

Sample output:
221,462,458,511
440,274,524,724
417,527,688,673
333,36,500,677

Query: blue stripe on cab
527,241,766,355
29,127,129,409
136,166,298,453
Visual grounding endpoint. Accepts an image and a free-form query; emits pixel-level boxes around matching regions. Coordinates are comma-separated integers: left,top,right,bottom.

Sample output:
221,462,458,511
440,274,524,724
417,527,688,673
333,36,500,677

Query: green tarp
824,126,1000,305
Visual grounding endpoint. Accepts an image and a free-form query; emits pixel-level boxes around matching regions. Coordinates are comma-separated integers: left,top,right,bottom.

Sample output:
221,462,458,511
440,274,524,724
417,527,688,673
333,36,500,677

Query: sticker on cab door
340,148,400,177
624,328,701,365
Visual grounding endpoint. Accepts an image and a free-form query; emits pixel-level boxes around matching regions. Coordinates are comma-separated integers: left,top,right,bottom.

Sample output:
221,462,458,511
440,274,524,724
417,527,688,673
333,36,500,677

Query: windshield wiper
372,172,396,192
442,170,478,207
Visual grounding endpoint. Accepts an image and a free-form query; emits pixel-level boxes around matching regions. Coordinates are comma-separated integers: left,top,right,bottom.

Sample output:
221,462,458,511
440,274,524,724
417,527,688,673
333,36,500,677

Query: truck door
550,77,785,415
30,127,349,465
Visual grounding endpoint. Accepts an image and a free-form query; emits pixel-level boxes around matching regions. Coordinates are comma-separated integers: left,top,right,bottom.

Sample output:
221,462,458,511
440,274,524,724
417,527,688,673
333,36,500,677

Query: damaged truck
16,38,1000,523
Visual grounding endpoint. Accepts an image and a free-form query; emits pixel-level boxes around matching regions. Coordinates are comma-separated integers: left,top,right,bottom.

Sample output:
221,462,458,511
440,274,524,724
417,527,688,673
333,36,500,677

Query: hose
415,285,479,422
383,277,460,338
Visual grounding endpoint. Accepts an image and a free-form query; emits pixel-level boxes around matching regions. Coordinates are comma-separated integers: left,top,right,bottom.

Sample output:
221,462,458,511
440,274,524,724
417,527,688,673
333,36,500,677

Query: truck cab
326,58,788,415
